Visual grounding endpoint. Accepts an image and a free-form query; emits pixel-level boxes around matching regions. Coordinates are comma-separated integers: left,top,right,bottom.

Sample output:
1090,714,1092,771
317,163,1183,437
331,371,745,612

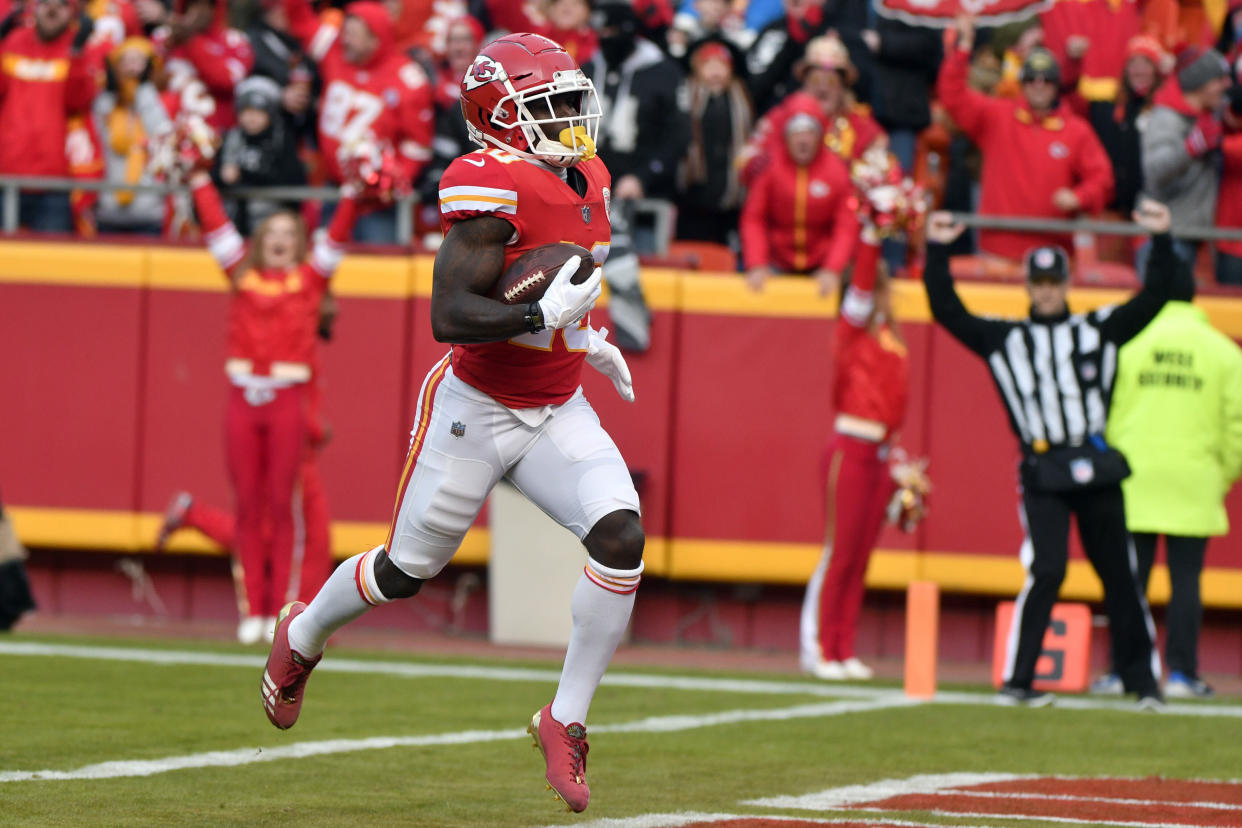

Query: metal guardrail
6,175,1242,248
0,176,418,245
947,211,1242,242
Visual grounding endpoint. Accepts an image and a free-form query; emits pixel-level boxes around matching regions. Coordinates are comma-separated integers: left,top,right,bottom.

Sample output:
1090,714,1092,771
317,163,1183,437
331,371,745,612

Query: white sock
288,546,388,657
550,558,642,726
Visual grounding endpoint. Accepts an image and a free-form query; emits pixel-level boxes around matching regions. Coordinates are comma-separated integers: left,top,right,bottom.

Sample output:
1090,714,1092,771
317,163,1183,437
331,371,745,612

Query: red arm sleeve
181,33,252,96
283,0,337,57
837,238,881,348
394,63,434,183
1071,123,1114,213
739,171,772,271
191,176,248,278
935,48,998,141
64,47,103,113
307,196,357,279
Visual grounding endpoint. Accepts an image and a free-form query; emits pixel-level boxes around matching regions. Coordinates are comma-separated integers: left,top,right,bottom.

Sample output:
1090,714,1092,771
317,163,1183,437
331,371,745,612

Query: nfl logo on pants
1069,458,1094,485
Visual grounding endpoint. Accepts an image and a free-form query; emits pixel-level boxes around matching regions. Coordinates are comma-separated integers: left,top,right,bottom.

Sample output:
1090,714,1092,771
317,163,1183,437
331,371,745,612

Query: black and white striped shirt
923,234,1178,452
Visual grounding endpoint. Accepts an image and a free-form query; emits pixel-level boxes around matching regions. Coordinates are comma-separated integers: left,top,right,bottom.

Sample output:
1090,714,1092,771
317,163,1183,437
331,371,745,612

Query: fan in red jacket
740,96,859,297
283,0,433,189
938,18,1114,265
148,0,253,131
0,0,100,232
799,182,913,681
737,35,886,188
181,149,360,644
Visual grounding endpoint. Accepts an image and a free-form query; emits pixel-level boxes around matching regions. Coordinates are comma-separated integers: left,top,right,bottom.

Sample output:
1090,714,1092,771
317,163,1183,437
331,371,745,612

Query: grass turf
2,632,1239,827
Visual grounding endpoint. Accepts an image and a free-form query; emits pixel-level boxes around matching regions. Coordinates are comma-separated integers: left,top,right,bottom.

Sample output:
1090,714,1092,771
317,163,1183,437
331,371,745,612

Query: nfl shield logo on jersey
581,205,591,224
450,421,466,438
1070,457,1095,485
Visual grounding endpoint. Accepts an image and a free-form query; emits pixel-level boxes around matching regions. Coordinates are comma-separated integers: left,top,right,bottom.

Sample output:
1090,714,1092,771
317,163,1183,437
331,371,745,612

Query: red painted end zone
853,776,1242,826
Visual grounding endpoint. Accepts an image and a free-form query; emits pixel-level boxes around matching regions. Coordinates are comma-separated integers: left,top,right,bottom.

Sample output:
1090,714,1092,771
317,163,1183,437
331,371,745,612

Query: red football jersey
438,148,612,408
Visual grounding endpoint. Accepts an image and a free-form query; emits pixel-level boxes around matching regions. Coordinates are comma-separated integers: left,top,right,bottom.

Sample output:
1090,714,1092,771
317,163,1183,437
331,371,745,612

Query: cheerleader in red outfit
155,372,336,627
185,164,358,644
800,160,922,680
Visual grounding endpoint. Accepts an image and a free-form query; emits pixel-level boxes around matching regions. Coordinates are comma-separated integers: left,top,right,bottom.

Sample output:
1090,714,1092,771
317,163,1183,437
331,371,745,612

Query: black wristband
524,301,545,334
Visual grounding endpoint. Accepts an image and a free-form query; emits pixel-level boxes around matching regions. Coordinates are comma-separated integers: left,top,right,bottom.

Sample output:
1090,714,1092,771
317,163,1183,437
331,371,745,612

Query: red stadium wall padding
918,327,1027,558
4,243,1242,596
669,310,834,544
316,294,419,522
139,287,233,518
0,278,146,511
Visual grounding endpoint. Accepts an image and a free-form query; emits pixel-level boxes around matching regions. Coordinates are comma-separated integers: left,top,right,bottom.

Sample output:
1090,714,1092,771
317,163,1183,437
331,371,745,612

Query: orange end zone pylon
904,580,940,699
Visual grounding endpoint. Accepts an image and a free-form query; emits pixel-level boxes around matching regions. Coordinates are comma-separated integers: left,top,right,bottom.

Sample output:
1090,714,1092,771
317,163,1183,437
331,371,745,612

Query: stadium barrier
3,182,1242,608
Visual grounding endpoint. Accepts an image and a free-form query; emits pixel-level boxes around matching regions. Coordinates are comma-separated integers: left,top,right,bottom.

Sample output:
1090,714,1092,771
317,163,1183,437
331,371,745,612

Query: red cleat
528,703,590,813
260,602,320,729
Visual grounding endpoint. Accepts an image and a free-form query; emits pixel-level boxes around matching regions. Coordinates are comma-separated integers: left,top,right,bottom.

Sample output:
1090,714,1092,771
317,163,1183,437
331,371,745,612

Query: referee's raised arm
1098,198,1192,345
922,211,1008,356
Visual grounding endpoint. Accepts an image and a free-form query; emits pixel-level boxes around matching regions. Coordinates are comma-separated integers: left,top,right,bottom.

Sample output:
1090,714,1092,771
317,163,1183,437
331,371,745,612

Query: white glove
538,256,603,330
586,326,635,402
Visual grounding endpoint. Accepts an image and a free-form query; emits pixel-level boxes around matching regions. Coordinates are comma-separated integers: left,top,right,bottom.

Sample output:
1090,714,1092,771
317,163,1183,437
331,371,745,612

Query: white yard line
4,642,1241,717
540,813,993,828
3,641,1241,787
745,773,1032,809
746,773,1235,828
859,807,1220,828
948,789,1242,811
0,697,906,783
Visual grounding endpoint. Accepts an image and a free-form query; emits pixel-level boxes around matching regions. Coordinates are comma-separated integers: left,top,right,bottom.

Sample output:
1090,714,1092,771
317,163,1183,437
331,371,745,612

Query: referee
922,200,1185,709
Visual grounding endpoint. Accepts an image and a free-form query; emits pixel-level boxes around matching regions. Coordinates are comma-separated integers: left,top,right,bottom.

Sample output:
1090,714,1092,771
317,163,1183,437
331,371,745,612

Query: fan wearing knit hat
216,75,307,233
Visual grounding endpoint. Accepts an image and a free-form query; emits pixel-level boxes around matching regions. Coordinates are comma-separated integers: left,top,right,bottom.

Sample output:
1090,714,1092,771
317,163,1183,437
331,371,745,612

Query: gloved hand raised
586,326,635,402
1185,114,1222,157
538,256,602,330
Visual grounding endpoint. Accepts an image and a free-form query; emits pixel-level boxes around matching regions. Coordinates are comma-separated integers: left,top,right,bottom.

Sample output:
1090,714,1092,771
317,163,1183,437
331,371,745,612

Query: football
490,243,595,305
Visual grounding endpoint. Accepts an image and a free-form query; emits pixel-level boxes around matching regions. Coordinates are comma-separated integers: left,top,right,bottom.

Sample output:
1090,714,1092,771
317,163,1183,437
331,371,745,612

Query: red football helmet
460,33,601,167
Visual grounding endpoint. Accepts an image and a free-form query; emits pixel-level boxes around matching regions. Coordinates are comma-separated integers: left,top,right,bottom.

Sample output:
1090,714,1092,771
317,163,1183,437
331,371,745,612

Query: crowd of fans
2,0,1242,284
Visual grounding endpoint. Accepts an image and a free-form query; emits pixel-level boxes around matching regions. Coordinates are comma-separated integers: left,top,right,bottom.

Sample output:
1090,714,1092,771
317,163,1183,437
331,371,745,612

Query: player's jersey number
510,317,590,351
506,241,606,349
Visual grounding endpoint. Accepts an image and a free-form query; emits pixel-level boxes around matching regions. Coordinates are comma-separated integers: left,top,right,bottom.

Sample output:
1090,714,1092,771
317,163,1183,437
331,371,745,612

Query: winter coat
937,46,1114,261
867,18,941,133
1141,79,1220,233
1107,302,1242,536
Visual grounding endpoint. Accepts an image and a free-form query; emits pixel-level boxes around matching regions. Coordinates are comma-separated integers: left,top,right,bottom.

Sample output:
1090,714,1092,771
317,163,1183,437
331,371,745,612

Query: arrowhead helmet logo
464,55,506,91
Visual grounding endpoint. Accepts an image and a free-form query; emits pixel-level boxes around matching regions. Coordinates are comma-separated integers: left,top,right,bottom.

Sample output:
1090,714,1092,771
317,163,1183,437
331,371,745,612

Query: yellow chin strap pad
559,126,596,160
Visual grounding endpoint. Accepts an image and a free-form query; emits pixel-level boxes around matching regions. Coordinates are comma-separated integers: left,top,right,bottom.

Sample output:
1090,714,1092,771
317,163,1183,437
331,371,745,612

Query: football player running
261,33,641,815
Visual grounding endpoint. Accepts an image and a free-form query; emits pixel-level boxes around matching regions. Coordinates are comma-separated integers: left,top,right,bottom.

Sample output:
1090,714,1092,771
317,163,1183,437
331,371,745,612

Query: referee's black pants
1006,484,1159,695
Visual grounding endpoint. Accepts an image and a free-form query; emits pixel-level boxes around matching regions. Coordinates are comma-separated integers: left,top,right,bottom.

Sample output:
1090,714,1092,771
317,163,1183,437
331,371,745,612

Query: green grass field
3,632,1240,827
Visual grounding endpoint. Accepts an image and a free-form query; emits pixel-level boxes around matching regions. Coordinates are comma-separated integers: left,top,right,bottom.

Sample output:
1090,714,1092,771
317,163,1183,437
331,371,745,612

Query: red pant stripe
385,356,450,552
